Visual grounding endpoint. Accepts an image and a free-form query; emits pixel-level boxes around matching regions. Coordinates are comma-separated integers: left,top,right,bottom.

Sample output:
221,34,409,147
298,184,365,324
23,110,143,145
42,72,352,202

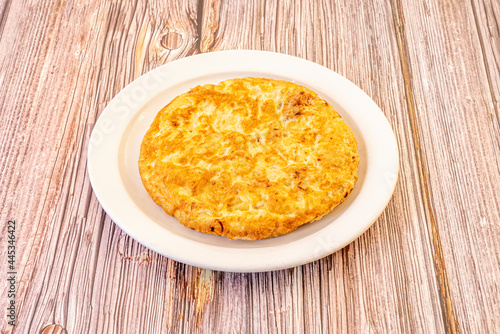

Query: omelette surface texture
139,77,359,240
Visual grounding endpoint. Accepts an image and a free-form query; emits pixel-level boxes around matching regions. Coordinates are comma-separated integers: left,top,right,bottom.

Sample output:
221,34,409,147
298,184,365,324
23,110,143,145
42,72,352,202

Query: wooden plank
197,0,446,332
396,0,500,332
472,0,500,174
0,0,200,333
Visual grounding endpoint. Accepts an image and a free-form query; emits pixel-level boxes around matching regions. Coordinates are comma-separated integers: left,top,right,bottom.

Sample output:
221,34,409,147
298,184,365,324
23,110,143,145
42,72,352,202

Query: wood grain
390,0,459,331
397,0,500,332
0,0,499,333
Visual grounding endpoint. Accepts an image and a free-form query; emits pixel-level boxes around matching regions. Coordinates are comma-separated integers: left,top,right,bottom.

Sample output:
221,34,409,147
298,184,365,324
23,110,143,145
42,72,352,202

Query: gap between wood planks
390,0,460,333
196,0,205,52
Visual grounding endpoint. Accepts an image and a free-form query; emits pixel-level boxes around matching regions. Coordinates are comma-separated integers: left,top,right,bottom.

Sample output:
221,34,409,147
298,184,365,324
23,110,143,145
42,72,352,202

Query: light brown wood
396,0,500,332
0,0,499,333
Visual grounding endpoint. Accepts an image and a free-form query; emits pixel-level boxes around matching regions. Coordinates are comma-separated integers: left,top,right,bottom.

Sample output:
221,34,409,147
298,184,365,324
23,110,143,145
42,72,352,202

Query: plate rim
87,50,399,272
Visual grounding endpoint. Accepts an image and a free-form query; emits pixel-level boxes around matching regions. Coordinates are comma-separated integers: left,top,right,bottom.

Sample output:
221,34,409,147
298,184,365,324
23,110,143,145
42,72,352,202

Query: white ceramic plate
88,50,398,272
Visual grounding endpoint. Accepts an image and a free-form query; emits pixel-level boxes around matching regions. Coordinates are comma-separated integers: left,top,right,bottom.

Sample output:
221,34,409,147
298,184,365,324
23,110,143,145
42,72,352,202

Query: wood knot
161,32,183,50
41,324,67,334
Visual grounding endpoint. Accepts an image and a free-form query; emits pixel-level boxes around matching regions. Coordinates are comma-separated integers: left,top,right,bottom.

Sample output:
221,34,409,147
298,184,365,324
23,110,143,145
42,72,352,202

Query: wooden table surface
1,0,499,333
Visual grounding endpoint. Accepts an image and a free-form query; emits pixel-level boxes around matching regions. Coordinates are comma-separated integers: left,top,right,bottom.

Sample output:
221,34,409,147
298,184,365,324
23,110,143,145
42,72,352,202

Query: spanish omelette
138,77,359,240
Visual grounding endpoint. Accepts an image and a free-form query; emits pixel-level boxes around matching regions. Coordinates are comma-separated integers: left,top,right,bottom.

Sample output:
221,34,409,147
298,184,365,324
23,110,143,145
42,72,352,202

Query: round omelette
139,77,359,240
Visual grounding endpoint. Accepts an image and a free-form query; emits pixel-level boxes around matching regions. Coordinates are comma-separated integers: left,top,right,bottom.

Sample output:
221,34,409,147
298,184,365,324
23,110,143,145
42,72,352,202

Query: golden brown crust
139,77,359,240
